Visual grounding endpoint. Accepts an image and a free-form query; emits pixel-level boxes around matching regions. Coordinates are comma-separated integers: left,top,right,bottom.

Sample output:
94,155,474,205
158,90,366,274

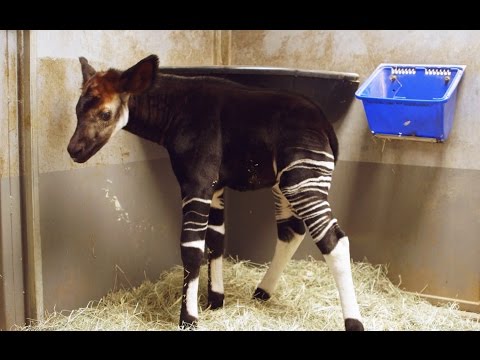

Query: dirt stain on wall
1,35,20,179
0,156,4,178
231,30,334,70
36,31,216,174
165,30,214,65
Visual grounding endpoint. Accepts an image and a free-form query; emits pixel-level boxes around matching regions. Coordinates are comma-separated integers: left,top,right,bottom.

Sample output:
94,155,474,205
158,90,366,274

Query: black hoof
179,313,198,330
345,318,364,331
252,287,271,301
208,291,225,310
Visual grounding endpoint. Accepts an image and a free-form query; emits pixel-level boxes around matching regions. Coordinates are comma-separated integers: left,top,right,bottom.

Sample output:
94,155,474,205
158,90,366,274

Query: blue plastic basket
355,64,466,142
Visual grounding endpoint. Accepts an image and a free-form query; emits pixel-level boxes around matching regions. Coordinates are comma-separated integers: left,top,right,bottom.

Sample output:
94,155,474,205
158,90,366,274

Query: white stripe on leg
208,224,225,234
181,240,205,251
323,236,362,321
210,257,224,294
186,276,200,319
258,234,304,294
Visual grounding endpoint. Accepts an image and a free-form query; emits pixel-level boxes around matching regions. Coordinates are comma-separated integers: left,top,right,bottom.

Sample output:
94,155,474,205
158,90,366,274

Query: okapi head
67,55,159,163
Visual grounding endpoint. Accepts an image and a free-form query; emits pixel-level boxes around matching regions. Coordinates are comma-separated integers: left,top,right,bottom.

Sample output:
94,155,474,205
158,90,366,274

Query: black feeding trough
158,66,360,124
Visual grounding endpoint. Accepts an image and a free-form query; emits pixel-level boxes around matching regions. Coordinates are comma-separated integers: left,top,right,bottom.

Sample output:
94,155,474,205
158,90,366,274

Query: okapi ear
79,57,96,83
120,55,159,94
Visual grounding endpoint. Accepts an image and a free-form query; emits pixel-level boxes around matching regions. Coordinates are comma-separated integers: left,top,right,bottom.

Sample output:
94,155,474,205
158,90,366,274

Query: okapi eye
100,111,111,121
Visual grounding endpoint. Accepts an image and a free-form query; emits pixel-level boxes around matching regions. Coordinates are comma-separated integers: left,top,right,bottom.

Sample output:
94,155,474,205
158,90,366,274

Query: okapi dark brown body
67,55,364,331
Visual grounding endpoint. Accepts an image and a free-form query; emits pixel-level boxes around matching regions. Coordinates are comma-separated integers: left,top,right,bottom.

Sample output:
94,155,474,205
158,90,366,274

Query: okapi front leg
179,195,212,328
206,188,225,309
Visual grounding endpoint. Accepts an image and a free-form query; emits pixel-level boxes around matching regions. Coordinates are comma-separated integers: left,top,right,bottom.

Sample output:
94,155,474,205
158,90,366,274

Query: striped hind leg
253,184,306,300
278,148,364,331
206,188,225,309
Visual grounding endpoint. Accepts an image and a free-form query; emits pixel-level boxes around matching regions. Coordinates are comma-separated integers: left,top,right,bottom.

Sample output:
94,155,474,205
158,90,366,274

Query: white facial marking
181,240,205,251
210,257,224,294
109,95,130,138
186,277,200,318
323,236,362,321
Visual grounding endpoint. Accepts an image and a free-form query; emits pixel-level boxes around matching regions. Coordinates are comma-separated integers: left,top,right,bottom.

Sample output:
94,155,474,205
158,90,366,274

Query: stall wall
3,31,478,328
36,30,216,313
226,30,480,311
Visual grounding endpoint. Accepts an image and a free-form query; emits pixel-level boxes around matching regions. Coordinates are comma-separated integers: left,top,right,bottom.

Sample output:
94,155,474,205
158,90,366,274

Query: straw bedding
21,258,480,331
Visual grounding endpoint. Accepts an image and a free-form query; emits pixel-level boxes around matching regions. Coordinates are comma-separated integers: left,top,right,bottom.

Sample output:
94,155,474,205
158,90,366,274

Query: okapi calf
67,55,364,331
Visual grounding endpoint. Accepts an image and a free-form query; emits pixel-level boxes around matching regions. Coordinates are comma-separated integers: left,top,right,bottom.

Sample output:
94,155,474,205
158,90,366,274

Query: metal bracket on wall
374,133,440,143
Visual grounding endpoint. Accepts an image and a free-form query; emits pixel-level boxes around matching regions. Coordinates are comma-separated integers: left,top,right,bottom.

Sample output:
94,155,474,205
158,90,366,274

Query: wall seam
17,30,44,323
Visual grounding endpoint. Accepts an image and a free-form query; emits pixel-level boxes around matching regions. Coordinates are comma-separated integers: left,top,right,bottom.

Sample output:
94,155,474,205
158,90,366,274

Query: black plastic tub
159,66,359,123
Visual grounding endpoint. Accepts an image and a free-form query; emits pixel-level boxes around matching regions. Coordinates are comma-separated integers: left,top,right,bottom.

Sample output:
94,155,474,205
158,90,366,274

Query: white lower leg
186,277,200,319
258,234,304,294
210,256,224,294
323,236,362,321
208,188,225,295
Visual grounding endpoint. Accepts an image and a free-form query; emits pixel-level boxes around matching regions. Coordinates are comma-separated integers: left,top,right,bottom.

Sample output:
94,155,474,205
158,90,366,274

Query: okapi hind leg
206,188,225,309
253,184,306,301
322,233,364,331
278,148,364,331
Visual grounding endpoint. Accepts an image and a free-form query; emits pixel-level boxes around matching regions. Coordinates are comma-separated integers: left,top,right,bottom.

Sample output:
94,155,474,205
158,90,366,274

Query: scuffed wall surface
0,31,19,178
231,30,480,171
36,30,215,174
40,159,182,312
0,33,8,178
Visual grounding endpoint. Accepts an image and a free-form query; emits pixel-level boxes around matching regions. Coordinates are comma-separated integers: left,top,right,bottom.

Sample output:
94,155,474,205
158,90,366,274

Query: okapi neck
124,92,171,145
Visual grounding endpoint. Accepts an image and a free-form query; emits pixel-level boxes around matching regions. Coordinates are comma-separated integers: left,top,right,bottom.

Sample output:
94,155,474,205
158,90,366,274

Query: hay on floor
21,258,480,331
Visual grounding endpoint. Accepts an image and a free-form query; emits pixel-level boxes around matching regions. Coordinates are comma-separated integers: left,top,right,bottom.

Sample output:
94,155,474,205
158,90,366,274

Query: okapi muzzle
67,124,110,163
